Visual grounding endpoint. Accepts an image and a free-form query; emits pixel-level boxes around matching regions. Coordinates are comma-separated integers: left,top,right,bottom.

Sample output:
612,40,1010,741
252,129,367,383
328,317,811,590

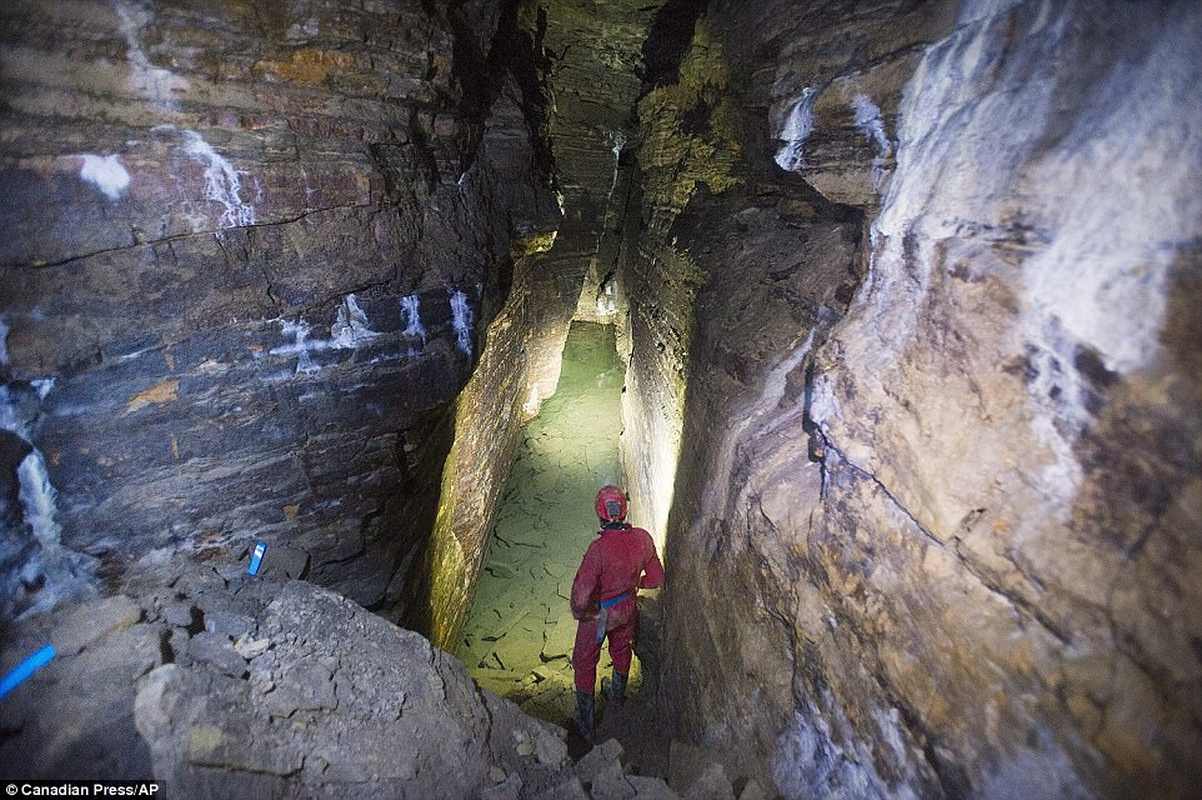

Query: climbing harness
594,591,634,644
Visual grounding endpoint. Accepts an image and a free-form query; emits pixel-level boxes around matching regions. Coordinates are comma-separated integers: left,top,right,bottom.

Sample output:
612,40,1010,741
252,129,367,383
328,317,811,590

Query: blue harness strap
594,591,635,645
600,591,634,609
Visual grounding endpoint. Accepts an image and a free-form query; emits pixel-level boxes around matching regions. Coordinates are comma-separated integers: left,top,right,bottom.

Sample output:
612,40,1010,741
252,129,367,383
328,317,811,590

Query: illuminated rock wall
616,11,745,546
636,1,1202,798
0,0,559,622
420,231,577,649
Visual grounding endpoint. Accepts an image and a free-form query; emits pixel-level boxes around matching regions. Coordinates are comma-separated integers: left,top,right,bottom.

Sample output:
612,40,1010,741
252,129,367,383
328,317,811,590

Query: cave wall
632,1,1201,798
0,0,560,623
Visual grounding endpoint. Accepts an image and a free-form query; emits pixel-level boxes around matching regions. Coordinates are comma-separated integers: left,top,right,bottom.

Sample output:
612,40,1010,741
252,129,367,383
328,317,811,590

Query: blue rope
0,643,56,700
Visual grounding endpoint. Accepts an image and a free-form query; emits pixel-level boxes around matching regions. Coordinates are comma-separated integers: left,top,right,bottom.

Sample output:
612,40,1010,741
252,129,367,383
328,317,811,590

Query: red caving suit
570,523,664,693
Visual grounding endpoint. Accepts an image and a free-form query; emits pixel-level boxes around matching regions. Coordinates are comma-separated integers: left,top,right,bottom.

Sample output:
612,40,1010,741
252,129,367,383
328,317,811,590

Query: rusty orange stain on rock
252,49,355,86
283,504,300,520
163,350,175,371
126,379,179,413
170,435,180,460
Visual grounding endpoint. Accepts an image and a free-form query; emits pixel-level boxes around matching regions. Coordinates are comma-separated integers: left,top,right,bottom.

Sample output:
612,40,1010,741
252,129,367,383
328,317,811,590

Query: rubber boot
575,690,595,744
607,669,629,710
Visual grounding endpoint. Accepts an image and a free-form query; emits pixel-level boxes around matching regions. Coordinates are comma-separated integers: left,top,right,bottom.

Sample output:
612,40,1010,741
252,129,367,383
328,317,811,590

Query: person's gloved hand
571,600,599,621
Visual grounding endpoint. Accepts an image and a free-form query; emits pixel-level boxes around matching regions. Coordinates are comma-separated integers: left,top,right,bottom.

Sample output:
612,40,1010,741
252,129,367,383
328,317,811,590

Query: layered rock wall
635,1,1202,798
617,10,745,544
0,0,558,622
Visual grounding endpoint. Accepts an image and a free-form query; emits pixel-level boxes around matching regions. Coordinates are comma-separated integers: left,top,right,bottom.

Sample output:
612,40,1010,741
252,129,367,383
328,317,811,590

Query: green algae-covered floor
458,321,636,726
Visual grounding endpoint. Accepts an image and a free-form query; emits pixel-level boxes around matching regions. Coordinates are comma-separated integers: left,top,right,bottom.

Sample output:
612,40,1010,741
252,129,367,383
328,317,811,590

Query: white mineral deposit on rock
0,387,18,438
601,125,627,195
0,381,89,618
273,320,321,374
114,0,188,110
450,290,474,356
182,130,256,228
850,93,891,187
401,293,430,355
774,87,817,171
78,154,131,200
272,296,382,375
1019,7,1202,380
0,320,9,366
17,452,59,552
329,294,379,349
400,295,428,357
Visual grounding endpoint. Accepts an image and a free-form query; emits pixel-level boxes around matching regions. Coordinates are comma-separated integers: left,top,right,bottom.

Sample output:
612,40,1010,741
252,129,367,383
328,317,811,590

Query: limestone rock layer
0,0,559,620
631,1,1202,799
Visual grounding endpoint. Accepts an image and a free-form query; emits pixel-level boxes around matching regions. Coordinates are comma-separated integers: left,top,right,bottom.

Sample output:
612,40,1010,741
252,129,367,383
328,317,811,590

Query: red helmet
595,485,628,521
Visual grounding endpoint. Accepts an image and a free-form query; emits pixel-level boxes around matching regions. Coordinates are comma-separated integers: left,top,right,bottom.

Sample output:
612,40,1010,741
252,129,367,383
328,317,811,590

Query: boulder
135,581,573,798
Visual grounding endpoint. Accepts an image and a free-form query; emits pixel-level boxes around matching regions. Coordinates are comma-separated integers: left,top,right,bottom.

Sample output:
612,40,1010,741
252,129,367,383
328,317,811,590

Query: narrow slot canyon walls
622,1,1201,798
423,0,663,649
420,238,579,648
0,0,560,624
457,322,626,723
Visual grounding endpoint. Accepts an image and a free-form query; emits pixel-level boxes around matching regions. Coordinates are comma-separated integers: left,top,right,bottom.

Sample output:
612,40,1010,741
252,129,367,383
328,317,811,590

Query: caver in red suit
569,485,664,742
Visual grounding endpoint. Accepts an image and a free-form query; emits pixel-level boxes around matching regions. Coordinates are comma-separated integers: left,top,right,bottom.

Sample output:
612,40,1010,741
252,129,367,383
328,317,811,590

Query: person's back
569,486,663,743
575,524,662,605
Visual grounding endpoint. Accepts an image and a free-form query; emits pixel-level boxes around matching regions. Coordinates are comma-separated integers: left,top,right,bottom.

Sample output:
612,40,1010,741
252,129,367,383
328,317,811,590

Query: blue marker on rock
248,542,266,576
0,643,56,700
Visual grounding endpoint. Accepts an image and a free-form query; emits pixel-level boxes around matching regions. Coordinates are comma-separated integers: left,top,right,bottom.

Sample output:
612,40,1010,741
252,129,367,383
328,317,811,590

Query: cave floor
459,321,636,728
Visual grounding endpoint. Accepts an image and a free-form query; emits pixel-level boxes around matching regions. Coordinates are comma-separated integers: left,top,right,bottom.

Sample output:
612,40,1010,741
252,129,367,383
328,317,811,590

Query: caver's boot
575,690,595,744
606,669,628,710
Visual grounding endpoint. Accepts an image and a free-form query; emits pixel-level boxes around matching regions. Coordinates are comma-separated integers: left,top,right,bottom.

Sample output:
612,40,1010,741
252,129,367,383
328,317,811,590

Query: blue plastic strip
0,643,56,700
248,542,266,576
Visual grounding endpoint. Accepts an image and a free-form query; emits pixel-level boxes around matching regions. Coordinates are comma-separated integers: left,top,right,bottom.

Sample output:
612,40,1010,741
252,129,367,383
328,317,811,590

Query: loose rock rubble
0,559,709,800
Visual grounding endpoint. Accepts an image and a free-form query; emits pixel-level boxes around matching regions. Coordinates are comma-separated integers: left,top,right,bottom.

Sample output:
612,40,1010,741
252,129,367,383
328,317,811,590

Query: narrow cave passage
458,321,629,726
